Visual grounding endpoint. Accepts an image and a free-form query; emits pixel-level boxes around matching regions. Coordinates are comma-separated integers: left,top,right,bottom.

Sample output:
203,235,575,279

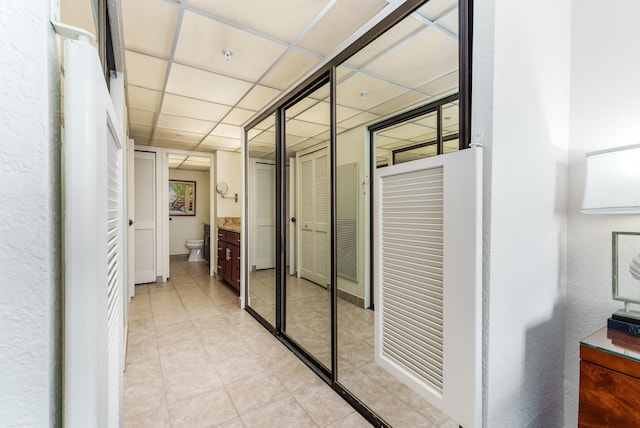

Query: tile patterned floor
124,256,458,427
123,256,371,428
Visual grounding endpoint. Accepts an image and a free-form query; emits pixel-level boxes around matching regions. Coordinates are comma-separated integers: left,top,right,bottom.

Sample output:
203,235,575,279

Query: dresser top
581,327,640,363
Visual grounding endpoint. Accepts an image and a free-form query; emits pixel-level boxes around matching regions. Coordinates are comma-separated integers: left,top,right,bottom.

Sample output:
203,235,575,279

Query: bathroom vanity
217,219,240,292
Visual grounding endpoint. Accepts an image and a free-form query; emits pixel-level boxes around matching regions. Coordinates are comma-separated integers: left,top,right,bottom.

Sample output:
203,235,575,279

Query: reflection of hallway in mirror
337,301,460,428
247,269,276,326
249,267,459,426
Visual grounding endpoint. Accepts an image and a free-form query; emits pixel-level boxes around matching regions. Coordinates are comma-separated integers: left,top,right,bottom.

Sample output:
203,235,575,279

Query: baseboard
337,289,365,307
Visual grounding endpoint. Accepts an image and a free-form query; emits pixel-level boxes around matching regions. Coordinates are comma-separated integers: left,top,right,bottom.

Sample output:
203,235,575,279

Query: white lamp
582,143,640,334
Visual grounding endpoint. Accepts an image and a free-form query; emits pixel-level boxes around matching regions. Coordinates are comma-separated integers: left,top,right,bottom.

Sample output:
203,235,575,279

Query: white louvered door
297,147,329,287
374,148,482,428
64,35,125,428
134,151,156,284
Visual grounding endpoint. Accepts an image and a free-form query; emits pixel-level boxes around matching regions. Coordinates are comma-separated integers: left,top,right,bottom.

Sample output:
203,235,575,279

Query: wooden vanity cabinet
217,229,240,292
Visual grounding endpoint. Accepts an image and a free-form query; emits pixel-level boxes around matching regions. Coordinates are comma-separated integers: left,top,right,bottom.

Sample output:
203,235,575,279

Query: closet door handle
226,248,231,261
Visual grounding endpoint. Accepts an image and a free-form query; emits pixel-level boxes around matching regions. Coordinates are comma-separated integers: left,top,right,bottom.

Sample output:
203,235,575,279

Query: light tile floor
123,256,372,428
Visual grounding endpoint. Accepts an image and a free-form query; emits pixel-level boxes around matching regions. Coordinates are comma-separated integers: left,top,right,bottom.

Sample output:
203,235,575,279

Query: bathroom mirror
216,182,228,196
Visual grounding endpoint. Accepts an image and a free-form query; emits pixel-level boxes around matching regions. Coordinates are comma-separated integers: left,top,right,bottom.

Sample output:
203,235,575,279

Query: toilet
185,239,204,262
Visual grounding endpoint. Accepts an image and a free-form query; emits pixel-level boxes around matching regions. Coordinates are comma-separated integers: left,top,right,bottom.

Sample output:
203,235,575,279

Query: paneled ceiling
60,0,459,157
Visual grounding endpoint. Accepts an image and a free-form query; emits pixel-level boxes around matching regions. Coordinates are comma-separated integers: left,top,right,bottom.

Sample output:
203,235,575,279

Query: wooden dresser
578,327,640,427
217,228,240,292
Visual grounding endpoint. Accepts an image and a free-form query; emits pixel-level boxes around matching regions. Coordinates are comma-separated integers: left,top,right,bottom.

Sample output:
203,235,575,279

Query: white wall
169,169,210,255
564,1,640,425
475,0,572,426
0,1,62,425
216,151,242,218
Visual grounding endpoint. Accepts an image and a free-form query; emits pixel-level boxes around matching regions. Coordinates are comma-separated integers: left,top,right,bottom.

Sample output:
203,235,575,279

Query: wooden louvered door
297,147,329,287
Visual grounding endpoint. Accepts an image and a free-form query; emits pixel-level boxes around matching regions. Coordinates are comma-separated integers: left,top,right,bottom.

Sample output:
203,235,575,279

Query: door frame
132,145,215,281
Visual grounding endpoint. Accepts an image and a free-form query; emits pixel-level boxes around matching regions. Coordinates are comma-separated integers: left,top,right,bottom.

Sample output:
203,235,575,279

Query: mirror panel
336,1,460,425
247,114,277,327
284,81,332,370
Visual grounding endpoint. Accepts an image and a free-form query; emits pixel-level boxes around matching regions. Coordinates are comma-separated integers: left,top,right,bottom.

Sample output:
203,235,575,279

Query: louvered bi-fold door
374,148,482,428
64,36,125,428
298,147,329,287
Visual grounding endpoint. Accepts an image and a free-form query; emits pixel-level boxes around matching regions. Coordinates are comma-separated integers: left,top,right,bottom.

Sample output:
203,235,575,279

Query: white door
297,147,329,286
134,151,156,284
255,162,275,269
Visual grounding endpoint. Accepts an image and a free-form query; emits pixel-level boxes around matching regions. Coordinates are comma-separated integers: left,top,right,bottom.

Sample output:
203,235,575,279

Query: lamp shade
581,144,640,214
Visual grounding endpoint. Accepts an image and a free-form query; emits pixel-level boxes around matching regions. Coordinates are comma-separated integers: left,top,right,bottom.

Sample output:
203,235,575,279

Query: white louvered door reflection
374,148,482,428
297,147,329,287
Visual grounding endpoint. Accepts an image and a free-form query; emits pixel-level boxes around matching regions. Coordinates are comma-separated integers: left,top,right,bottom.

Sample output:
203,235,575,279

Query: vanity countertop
218,224,240,233
217,217,241,233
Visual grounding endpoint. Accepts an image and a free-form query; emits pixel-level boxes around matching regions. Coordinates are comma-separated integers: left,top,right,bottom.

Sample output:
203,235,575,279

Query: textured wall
0,1,62,426
216,151,242,218
476,0,572,426
564,1,640,425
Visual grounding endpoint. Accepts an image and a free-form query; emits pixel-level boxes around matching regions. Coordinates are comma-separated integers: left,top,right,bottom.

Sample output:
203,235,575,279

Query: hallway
123,256,370,427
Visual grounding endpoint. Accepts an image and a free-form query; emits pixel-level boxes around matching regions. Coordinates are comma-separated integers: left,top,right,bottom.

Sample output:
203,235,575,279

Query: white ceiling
60,0,459,158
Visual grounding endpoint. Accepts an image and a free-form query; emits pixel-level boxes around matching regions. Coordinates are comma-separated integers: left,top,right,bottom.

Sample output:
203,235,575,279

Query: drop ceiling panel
129,109,156,126
236,85,282,110
165,63,253,105
344,18,425,69
285,119,327,138
438,11,459,36
122,0,178,58
125,51,168,90
248,130,275,145
128,86,162,112
155,128,205,143
297,0,388,56
161,93,231,122
186,0,330,44
367,91,427,117
293,101,330,125
153,139,198,150
335,104,363,123
156,114,214,134
418,72,458,97
200,135,241,149
260,50,321,90
378,123,434,141
174,11,288,82
364,28,457,89
129,124,153,138
210,123,242,139
337,111,380,130
223,107,256,126
417,0,458,21
336,72,406,110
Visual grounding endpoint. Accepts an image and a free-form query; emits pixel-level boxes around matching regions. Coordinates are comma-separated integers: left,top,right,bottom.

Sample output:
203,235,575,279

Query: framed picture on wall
169,180,196,216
